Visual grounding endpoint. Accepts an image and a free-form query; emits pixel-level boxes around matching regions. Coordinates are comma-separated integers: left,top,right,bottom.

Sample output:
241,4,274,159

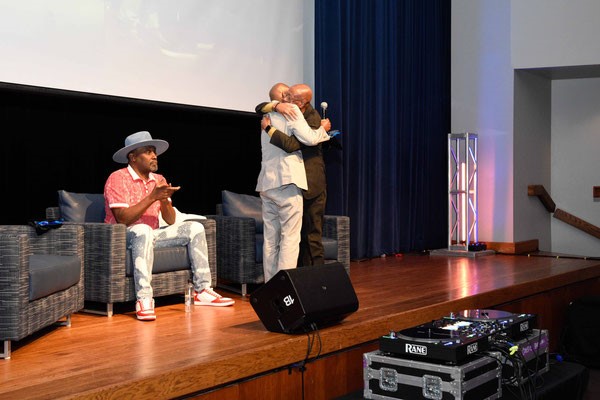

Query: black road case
363,350,502,400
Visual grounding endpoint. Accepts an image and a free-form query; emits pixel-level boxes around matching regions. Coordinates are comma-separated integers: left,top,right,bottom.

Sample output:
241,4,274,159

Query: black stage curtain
315,0,451,259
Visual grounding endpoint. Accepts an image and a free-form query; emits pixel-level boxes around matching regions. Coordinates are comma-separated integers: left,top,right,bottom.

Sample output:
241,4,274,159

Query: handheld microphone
320,101,328,119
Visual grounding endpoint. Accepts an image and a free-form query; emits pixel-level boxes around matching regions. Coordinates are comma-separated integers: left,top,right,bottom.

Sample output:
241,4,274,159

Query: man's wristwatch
264,125,275,137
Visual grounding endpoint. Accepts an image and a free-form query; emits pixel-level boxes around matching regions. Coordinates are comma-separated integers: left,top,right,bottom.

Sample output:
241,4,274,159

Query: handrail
527,185,555,212
528,184,600,240
553,208,600,240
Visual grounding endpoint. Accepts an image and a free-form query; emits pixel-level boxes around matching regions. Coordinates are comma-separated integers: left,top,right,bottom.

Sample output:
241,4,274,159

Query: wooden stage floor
1,252,600,399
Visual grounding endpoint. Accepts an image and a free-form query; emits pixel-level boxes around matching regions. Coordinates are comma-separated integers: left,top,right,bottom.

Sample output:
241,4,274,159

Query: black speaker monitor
250,262,359,334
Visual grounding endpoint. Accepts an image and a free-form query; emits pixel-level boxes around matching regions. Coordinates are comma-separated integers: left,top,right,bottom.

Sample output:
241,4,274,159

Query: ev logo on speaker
283,295,295,307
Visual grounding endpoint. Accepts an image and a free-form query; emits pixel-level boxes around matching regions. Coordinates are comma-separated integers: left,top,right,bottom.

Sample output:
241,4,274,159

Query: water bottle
185,278,194,313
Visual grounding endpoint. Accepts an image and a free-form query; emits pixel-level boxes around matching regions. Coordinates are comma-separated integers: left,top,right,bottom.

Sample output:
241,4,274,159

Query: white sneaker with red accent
136,298,157,321
194,288,235,307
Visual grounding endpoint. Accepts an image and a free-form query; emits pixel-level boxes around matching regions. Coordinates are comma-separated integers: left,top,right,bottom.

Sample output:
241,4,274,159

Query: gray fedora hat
112,131,169,163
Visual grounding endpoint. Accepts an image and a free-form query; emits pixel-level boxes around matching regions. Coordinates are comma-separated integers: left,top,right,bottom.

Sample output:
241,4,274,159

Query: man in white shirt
255,83,331,282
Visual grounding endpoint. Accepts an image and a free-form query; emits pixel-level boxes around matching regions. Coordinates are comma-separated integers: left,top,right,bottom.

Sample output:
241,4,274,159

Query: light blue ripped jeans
127,221,211,301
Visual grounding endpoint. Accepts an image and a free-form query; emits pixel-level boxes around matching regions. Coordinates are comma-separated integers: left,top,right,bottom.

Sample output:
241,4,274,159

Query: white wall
451,0,514,243
453,0,600,256
512,0,600,69
513,71,552,248
302,0,315,91
551,79,600,256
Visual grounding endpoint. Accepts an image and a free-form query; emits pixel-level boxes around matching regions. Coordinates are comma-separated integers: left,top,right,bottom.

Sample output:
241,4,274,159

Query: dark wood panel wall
0,83,262,224
497,277,600,351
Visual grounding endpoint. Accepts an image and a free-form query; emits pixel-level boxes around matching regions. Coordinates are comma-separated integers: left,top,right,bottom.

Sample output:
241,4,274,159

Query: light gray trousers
260,184,303,282
127,221,210,300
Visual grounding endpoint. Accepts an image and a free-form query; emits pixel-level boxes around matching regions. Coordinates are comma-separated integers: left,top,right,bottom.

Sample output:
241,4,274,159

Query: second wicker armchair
209,190,350,296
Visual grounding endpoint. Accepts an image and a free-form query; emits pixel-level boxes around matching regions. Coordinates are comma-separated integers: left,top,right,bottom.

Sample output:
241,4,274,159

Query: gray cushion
58,190,106,222
29,254,81,301
221,190,264,233
323,237,339,260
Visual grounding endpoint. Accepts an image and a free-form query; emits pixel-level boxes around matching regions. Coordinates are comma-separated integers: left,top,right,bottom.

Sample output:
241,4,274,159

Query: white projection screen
0,0,312,112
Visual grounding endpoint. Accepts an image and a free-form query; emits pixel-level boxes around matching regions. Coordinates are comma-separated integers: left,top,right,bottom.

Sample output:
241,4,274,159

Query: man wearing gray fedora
104,131,234,321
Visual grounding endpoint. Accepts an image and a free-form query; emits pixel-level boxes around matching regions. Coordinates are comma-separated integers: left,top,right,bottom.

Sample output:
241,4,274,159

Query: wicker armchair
0,224,84,359
210,190,350,296
46,190,217,317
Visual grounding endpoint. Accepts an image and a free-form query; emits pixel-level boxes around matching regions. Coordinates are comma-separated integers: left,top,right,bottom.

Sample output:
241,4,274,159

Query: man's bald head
269,82,289,102
289,84,313,112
